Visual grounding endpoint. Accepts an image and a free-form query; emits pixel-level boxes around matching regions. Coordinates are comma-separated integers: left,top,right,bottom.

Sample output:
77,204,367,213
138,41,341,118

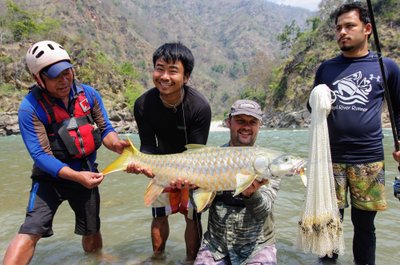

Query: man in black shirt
128,42,211,262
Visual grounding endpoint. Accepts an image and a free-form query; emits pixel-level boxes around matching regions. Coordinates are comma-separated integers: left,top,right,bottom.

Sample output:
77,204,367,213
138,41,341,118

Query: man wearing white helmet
3,40,130,264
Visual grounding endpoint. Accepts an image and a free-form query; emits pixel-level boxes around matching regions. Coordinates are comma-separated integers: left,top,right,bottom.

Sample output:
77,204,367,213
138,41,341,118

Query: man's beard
340,44,354,52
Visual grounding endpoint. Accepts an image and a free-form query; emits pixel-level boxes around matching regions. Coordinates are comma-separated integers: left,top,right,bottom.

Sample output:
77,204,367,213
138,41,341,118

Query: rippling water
0,129,399,264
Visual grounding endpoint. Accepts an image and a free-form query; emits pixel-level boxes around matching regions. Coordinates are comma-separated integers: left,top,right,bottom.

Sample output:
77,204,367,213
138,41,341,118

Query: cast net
297,84,344,257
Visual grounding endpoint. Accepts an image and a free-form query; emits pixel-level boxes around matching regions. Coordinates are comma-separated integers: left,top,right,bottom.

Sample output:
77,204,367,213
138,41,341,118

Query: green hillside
0,0,311,119
266,0,400,127
1,0,398,130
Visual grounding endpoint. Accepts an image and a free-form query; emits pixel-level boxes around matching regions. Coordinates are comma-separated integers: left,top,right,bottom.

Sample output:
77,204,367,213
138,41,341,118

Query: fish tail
101,137,139,175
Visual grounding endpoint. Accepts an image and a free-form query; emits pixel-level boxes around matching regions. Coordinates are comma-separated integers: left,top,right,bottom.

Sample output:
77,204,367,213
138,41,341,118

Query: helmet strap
33,74,46,89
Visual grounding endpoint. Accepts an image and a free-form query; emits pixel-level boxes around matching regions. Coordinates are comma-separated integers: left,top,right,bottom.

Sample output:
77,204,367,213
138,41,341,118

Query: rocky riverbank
0,109,312,136
0,110,138,136
1,107,393,137
0,112,19,136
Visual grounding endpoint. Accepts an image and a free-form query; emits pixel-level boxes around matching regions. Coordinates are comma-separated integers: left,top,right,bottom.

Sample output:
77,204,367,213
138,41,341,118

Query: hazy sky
270,0,321,11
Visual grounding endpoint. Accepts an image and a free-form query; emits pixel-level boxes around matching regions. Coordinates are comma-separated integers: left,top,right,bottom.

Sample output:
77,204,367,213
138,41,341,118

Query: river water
0,129,399,265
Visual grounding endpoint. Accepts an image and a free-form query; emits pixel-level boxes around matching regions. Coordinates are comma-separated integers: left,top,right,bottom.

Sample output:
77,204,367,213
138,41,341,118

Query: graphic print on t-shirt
332,71,377,106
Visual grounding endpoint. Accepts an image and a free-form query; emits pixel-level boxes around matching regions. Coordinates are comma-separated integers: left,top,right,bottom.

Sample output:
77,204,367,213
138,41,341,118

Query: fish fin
144,180,165,206
192,189,216,213
185,144,206,150
300,174,307,187
101,137,139,175
233,172,257,196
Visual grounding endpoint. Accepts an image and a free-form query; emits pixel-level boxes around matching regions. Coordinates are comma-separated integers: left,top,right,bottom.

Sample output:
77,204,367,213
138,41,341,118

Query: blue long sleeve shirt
18,83,115,178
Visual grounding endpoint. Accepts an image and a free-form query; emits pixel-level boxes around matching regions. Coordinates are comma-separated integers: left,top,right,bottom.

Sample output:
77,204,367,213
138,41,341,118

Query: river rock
0,112,19,136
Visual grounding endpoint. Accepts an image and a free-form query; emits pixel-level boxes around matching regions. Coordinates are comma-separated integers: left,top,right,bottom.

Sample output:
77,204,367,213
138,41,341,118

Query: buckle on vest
66,118,78,130
58,122,80,156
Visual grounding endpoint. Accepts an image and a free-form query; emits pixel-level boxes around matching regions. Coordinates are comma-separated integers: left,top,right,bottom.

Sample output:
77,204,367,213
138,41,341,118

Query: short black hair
332,1,370,25
152,42,195,77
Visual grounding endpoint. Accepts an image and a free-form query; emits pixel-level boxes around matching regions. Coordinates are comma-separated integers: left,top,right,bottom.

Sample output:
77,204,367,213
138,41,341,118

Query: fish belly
139,147,256,192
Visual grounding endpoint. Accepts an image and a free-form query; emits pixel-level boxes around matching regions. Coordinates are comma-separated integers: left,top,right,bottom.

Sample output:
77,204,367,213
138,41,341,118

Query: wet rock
0,112,19,136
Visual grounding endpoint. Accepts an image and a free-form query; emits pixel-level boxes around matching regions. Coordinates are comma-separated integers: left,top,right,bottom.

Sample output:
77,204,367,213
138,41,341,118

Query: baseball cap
229,99,263,121
42,61,73,78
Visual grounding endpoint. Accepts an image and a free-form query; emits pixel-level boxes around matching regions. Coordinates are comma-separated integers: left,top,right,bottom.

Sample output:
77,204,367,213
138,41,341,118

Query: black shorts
19,179,100,237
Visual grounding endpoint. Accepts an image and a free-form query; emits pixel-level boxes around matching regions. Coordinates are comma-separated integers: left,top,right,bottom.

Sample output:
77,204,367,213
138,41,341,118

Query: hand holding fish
77,171,104,189
102,132,131,154
241,179,269,197
59,166,104,189
170,178,198,189
112,139,132,154
170,178,268,198
126,162,155,178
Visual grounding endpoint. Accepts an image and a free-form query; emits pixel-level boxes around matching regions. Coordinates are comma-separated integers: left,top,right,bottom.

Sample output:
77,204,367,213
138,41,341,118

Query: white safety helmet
26,40,71,75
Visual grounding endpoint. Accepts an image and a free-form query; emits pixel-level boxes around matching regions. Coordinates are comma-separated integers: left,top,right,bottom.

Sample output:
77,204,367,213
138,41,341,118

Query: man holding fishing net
311,2,400,264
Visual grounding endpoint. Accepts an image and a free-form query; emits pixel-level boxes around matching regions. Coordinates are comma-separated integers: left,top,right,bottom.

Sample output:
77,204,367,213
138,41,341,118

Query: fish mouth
294,160,308,187
292,160,306,177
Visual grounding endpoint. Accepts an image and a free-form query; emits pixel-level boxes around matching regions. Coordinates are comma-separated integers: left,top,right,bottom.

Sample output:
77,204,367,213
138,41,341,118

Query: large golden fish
102,138,305,212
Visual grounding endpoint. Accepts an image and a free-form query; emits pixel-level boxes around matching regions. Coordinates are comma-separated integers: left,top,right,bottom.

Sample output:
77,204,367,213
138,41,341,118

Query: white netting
296,84,345,257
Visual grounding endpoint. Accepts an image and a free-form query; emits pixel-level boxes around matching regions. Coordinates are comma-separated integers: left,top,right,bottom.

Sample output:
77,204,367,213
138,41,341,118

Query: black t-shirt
134,85,211,154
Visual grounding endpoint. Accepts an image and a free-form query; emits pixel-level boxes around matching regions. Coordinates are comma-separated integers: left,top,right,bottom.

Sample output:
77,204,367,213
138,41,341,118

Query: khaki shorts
333,161,387,211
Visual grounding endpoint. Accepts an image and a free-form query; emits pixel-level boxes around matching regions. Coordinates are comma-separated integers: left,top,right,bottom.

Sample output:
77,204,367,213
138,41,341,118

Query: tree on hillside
241,52,275,108
277,20,300,52
1,0,60,42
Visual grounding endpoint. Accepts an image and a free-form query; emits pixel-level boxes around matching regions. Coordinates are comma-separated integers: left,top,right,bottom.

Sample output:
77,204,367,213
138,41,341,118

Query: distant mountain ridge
2,0,399,136
0,0,312,120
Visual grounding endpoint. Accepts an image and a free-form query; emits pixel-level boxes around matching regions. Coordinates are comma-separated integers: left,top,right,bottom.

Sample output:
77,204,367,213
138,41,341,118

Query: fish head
252,148,282,176
253,155,269,175
268,154,305,179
